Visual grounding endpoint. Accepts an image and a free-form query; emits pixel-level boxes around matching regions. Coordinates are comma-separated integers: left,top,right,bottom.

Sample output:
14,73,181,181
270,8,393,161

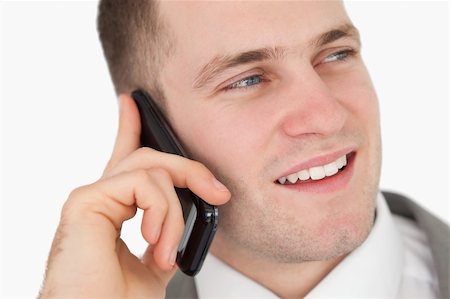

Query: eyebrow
192,23,360,89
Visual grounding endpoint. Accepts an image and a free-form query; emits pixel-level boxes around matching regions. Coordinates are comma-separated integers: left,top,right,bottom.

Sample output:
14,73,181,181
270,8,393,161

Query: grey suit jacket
166,191,450,299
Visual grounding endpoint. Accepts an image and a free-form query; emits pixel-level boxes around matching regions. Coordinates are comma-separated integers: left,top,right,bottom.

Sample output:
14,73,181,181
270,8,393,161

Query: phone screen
132,90,218,276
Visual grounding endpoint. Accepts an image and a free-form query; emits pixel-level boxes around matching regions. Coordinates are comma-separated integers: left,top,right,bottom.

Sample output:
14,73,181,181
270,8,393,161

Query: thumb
104,94,141,175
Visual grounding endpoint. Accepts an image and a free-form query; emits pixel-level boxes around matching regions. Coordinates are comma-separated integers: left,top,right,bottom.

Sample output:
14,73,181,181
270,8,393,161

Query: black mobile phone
132,89,218,276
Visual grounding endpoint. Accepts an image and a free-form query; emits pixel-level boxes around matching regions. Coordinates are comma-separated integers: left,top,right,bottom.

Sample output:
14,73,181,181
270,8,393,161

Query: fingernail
212,177,229,192
169,249,178,266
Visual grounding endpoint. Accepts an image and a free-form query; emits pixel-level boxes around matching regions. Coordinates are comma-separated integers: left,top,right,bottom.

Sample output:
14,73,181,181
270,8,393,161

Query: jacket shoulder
382,190,449,299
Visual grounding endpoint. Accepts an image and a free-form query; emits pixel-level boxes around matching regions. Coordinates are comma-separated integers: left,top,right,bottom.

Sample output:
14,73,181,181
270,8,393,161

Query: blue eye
322,49,354,63
225,75,264,91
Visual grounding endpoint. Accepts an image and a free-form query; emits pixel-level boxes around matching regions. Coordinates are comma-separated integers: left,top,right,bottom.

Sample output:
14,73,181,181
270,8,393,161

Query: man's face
158,1,381,262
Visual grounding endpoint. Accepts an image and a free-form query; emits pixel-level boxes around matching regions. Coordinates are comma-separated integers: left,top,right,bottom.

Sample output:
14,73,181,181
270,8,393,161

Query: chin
309,204,376,261
214,151,380,263
217,192,377,264
304,176,378,261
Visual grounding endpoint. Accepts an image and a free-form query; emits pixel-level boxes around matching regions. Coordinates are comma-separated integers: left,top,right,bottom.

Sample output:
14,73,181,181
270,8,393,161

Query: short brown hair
97,0,173,106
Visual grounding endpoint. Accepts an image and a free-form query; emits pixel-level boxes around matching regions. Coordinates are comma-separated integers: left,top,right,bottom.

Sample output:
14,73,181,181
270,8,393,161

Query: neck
210,235,345,299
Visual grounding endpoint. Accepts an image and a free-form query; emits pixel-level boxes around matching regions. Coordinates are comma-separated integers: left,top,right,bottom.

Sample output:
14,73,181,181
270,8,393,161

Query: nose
279,68,348,138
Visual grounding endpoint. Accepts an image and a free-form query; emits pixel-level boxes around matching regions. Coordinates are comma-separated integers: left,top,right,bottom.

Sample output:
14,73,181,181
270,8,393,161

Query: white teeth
287,173,298,184
310,166,326,180
336,158,343,169
324,161,339,176
297,169,310,181
336,155,347,169
277,154,349,185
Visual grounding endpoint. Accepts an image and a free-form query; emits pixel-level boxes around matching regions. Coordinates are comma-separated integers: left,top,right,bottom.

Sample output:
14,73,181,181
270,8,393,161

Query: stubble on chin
209,132,382,263
213,164,379,264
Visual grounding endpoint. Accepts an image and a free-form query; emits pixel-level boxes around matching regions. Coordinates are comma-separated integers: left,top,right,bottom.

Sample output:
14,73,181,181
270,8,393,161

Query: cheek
345,75,381,159
325,66,382,173
168,100,271,181
327,66,380,133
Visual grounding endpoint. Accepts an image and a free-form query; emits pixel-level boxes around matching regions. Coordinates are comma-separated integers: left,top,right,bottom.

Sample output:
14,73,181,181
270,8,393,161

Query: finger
61,169,184,276
141,169,185,271
103,94,141,175
105,147,231,206
140,170,172,245
65,170,170,237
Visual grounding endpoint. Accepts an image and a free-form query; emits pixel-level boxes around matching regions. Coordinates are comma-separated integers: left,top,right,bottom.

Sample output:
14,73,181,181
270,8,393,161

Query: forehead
160,1,349,49
158,1,351,87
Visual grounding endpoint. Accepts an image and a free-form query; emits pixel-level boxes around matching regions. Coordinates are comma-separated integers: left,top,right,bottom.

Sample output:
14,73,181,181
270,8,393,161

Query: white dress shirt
195,193,439,298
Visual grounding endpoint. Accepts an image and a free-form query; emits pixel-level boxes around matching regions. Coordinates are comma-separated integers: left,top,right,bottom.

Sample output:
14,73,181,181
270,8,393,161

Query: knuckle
148,167,171,182
68,185,84,199
66,185,90,205
136,146,155,156
134,168,152,183
62,185,93,219
190,160,208,173
136,167,171,186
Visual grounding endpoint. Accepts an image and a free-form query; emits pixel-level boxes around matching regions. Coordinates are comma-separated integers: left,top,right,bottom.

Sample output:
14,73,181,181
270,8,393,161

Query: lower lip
276,153,356,193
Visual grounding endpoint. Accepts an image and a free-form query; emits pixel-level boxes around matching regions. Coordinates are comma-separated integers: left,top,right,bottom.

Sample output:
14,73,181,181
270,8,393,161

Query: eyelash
321,49,356,64
223,49,356,92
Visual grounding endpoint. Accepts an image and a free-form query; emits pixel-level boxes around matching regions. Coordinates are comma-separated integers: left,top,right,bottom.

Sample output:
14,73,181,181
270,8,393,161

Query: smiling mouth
275,152,355,185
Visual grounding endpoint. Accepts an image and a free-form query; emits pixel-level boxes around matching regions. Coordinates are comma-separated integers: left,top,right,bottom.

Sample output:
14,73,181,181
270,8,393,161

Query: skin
41,1,381,298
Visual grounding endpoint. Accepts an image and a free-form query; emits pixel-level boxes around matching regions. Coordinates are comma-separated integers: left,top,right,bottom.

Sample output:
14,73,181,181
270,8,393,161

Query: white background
1,1,448,298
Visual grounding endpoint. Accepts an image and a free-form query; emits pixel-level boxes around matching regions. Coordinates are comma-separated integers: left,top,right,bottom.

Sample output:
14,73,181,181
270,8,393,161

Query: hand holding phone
41,93,230,299
132,90,220,276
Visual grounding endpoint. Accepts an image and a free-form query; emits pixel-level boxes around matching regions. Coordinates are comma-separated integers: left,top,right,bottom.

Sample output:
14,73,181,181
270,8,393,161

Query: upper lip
274,147,356,181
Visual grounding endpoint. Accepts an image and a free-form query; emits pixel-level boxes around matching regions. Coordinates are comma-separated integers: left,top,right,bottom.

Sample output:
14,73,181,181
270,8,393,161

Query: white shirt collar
195,193,405,298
